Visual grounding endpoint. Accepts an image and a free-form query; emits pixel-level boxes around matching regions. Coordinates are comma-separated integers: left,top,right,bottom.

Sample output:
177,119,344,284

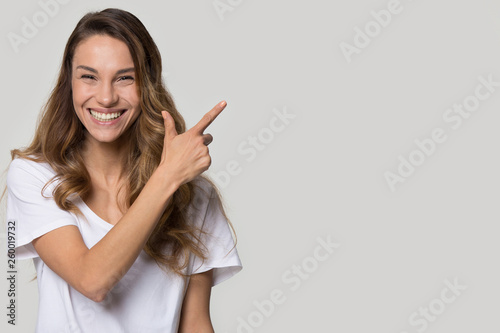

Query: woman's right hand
158,101,227,186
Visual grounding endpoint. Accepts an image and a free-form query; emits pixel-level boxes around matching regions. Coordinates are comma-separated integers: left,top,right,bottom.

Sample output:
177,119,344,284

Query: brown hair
11,8,232,275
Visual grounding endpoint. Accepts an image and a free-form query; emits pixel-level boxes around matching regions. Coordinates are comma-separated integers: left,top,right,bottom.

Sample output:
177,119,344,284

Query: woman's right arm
31,101,226,302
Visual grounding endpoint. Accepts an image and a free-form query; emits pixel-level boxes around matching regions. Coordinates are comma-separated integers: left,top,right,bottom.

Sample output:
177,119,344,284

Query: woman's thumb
162,110,177,140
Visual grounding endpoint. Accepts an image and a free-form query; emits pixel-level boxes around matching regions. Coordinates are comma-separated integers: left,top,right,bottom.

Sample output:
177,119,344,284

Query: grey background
1,0,499,332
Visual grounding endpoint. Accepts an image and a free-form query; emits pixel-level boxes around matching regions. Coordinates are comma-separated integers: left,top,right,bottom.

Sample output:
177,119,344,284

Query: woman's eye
118,76,134,82
81,74,96,80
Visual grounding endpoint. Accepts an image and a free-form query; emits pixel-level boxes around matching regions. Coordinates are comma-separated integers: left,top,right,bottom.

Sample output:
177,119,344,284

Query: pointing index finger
193,101,227,134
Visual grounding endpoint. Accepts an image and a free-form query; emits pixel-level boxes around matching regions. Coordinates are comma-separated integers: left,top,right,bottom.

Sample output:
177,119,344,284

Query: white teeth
89,109,123,122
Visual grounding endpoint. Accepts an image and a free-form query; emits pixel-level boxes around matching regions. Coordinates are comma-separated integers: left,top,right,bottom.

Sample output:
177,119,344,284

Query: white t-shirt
6,158,242,333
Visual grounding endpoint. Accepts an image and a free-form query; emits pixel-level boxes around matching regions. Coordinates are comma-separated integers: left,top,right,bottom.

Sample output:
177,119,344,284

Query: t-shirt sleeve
5,158,79,260
189,182,242,286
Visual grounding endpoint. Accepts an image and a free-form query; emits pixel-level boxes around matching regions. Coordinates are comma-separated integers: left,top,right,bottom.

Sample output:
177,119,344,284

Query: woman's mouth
89,109,125,122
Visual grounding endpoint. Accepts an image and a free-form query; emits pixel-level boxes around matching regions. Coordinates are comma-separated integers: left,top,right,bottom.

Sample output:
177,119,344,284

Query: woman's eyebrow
116,67,135,75
76,65,97,73
75,65,135,75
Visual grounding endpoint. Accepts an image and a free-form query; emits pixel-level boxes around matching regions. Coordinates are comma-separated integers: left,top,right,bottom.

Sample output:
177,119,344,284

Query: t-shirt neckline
76,196,115,230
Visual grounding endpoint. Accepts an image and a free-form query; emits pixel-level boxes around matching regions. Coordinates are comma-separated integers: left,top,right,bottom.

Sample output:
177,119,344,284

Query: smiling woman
72,35,141,143
5,8,241,333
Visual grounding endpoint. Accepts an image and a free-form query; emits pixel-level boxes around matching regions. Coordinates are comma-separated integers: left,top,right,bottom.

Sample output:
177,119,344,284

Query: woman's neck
81,131,132,187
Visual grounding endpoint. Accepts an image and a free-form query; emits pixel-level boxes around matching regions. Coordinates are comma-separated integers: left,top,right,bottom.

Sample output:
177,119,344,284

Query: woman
5,8,241,333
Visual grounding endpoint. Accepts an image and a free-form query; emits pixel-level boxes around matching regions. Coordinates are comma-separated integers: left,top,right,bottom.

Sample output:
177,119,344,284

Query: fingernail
220,101,226,107
161,111,167,119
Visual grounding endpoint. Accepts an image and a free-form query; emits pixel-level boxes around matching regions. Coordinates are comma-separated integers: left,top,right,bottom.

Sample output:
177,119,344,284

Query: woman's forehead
72,35,134,72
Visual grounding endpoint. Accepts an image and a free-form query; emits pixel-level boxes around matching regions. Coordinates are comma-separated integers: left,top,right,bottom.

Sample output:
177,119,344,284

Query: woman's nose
95,82,118,106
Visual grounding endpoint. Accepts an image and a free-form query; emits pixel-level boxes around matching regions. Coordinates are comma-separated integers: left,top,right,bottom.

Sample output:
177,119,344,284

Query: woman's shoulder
186,176,221,218
7,157,57,188
190,176,224,207
191,176,215,197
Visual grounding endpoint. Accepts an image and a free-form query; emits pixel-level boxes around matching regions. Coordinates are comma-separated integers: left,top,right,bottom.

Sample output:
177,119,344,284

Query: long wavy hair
10,8,232,275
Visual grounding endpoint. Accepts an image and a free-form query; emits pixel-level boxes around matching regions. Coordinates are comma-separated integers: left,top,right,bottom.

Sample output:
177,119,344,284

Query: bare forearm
80,169,179,301
178,270,214,332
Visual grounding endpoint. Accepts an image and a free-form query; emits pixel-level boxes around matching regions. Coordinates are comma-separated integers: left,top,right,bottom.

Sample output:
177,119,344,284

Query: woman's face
71,34,141,144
